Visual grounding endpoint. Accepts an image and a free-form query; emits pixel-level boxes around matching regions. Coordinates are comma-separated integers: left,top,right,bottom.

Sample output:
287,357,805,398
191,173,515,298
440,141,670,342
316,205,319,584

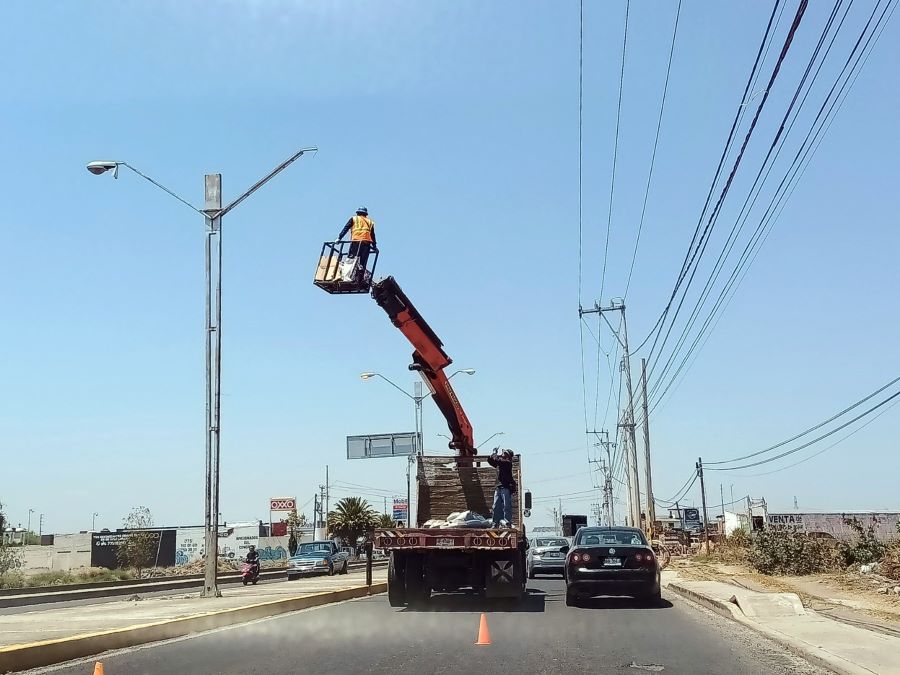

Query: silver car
527,537,570,578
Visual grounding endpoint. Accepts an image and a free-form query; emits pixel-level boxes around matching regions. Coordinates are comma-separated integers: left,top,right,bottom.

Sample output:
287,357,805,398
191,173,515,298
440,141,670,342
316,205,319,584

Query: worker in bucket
488,448,517,527
337,206,378,281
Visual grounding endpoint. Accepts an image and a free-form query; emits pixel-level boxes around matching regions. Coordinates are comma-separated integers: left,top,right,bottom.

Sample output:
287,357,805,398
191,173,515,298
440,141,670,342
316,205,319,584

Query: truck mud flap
485,556,524,599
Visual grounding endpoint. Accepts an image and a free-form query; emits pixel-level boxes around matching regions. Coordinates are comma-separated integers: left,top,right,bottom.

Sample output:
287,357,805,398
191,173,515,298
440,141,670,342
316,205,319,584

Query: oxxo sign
270,497,296,512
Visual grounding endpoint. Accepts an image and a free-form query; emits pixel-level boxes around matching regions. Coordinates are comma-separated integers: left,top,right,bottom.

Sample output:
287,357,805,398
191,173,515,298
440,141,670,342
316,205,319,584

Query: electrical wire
649,0,897,413
648,0,845,401
708,388,900,471
636,0,784,356
600,0,630,305
729,394,900,477
624,0,682,298
647,0,810,380
707,374,900,465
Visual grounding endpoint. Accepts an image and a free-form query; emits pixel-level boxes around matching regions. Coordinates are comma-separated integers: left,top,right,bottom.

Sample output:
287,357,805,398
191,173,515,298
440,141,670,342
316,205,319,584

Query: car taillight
582,553,591,562
571,553,581,563
635,553,643,562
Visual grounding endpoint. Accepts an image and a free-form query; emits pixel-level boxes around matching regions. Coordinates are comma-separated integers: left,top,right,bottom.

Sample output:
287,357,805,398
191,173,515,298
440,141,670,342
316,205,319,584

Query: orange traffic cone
93,663,104,675
475,613,492,646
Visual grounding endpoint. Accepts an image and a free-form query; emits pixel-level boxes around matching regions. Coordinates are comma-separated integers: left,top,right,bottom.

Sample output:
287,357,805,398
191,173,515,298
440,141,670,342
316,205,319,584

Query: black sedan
563,526,661,606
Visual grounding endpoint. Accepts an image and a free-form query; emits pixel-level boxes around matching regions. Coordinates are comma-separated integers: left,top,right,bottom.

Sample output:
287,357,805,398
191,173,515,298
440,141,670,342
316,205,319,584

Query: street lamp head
360,372,378,380
460,369,476,375
86,160,120,178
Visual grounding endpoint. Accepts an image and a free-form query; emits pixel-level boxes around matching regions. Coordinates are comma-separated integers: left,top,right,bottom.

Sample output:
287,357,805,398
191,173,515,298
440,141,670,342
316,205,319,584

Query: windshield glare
575,529,646,547
535,538,568,548
295,548,330,557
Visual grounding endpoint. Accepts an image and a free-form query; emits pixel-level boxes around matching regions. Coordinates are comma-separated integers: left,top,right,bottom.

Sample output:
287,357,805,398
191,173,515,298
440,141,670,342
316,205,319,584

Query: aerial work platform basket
313,240,380,294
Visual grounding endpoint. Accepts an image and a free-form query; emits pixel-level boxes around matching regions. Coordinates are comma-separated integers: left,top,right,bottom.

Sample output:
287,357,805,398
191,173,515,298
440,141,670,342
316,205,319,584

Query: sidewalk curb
666,581,876,675
0,582,387,673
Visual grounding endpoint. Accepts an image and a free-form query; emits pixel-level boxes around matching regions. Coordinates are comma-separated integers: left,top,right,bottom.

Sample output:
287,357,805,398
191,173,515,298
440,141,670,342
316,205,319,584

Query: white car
527,537,570,578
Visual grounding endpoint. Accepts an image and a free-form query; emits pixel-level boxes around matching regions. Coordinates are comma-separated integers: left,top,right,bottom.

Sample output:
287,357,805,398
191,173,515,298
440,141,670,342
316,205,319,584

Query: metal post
27,510,33,538
406,457,411,528
39,514,44,537
365,541,373,590
640,358,655,538
202,174,223,598
697,458,710,555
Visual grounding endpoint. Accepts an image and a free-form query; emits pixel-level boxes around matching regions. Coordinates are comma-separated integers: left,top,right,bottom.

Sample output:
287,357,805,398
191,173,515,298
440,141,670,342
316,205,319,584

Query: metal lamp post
92,512,99,531
87,146,316,598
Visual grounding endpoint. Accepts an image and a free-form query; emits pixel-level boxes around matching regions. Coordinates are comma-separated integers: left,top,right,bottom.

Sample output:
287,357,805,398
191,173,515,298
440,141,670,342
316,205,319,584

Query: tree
376,513,396,528
285,508,308,556
327,497,376,547
116,506,158,578
0,502,23,583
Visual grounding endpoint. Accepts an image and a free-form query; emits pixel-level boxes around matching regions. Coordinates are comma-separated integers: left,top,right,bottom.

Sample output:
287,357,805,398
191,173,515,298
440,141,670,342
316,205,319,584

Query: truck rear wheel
388,552,407,607
404,553,430,608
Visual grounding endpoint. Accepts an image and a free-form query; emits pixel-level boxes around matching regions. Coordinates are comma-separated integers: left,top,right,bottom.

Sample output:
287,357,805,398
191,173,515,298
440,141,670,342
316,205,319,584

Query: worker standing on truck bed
488,448,516,527
337,206,377,280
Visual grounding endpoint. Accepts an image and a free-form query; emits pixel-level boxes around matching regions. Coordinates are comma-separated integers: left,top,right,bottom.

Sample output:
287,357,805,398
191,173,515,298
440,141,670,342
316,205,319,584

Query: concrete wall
19,534,92,572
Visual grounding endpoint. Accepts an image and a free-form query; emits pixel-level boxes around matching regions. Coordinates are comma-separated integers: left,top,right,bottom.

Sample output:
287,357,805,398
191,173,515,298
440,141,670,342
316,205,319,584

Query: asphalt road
34,577,825,675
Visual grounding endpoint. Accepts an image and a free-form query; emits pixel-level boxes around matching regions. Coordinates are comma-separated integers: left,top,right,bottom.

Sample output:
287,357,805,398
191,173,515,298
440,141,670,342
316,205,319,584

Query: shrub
748,529,840,575
881,543,900,581
839,518,887,567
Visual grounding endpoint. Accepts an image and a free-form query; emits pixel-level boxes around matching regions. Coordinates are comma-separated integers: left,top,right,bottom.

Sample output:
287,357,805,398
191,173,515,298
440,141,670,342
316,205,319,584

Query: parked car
527,536,570,578
563,526,661,606
286,541,350,580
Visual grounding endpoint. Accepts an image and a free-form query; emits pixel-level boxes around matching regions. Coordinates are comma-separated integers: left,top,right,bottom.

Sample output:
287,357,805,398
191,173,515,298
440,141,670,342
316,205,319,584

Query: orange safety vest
351,215,375,242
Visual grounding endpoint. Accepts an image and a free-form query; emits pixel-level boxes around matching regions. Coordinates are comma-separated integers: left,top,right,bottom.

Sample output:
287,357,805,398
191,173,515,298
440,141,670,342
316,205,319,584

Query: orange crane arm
371,277,476,456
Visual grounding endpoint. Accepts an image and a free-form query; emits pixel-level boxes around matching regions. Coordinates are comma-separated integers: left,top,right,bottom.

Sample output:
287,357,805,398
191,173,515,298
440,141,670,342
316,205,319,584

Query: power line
624,0,682,298
648,0,897,412
708,388,900,472
636,0,784,356
707,374,900,466
600,0,630,305
648,0,853,402
647,0,810,379
729,394,900,477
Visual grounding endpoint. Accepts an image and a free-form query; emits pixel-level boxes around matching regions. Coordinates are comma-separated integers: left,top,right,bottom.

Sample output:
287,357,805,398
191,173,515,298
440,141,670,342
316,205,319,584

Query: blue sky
1,1,897,535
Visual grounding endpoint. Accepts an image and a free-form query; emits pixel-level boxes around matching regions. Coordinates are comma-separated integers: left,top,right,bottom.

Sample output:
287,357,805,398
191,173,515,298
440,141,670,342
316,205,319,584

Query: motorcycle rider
245,545,260,578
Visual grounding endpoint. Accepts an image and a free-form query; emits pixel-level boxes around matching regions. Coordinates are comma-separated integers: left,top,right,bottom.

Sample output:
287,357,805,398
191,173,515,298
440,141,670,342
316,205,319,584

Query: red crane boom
371,276,476,456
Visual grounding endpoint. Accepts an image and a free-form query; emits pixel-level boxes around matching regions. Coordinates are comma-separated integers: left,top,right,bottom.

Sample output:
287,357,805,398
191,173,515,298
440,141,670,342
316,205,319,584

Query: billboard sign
270,498,296,512
683,508,701,530
392,498,409,522
347,432,418,459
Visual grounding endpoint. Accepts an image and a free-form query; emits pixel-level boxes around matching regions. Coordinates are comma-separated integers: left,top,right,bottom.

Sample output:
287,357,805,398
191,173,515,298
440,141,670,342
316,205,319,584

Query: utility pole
640,358,655,538
325,465,330,523
39,513,44,538
583,301,640,527
697,458,710,554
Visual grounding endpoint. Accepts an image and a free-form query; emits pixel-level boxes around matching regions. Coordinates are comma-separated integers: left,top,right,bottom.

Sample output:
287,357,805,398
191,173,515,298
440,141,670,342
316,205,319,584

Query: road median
0,574,386,673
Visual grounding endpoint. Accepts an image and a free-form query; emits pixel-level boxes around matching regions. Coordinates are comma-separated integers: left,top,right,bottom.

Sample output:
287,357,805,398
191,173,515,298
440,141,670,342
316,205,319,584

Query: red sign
269,497,296,512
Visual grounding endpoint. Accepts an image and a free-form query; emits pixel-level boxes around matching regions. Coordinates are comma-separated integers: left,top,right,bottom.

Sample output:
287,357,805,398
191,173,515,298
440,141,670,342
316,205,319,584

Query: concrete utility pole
640,358,655,537
582,300,640,529
697,458,710,555
86,147,316,598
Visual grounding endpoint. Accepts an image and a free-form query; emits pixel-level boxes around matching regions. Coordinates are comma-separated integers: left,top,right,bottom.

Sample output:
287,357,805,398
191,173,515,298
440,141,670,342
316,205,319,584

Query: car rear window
535,538,568,547
575,529,646,546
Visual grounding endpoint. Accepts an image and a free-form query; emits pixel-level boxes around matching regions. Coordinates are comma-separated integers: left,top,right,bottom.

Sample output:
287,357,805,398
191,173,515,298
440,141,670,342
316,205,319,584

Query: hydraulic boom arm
371,277,476,456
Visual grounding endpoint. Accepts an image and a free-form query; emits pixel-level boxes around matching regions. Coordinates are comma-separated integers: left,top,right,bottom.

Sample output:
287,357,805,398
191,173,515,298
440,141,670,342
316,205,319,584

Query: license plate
603,557,622,567
546,552,561,558
436,538,456,547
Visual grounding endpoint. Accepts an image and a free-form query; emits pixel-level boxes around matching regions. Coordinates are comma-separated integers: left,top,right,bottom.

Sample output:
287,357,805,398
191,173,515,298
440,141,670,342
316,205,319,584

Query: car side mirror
560,545,570,554
524,490,532,510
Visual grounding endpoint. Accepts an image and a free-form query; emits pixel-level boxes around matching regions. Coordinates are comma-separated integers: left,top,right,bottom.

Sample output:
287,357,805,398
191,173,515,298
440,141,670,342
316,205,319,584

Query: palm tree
376,513,396,528
327,497,376,547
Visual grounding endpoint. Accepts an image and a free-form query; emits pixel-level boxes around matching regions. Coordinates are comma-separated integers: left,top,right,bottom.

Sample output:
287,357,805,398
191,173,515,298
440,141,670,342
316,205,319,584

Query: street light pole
27,509,33,537
87,146,316,598
92,512,99,531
